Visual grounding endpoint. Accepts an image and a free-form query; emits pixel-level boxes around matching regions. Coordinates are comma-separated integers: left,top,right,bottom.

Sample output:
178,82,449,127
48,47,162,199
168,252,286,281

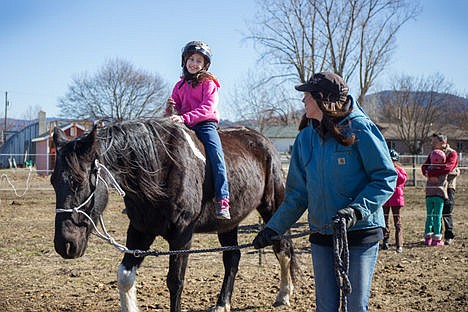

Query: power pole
3,91,8,143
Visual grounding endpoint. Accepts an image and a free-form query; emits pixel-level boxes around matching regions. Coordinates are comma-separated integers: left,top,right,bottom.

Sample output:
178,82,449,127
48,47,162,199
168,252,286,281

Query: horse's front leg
167,231,193,312
117,224,156,312
212,227,241,312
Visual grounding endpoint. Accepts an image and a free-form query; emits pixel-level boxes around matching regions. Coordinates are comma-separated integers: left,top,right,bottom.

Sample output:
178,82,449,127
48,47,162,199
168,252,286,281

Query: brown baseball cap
295,72,349,102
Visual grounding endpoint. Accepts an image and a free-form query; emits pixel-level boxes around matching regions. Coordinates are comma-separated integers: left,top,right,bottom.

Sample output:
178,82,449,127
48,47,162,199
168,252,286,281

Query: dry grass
0,170,466,311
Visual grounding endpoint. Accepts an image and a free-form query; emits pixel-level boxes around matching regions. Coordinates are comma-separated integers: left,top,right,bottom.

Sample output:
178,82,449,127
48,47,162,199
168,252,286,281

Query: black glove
333,207,361,229
253,227,279,249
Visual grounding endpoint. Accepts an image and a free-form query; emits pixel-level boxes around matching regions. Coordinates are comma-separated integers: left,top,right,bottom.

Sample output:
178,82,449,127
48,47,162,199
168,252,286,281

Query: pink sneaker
215,198,231,220
431,235,444,246
424,233,433,246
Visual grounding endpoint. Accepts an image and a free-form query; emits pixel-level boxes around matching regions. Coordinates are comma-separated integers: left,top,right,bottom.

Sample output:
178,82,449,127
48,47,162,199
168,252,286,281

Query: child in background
382,150,407,253
165,41,230,219
423,149,448,246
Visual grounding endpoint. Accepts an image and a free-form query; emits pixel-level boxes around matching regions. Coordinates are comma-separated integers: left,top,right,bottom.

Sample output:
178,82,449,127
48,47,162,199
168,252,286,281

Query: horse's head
51,126,109,259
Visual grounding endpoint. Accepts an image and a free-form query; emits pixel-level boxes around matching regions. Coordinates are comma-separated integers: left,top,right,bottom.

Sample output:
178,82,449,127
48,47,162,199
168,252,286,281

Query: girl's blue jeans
311,242,379,312
191,121,229,200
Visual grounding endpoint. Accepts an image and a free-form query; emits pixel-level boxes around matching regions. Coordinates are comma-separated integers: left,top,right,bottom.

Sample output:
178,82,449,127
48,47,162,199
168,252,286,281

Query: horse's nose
65,241,75,258
54,235,75,259
54,234,84,259
54,219,87,259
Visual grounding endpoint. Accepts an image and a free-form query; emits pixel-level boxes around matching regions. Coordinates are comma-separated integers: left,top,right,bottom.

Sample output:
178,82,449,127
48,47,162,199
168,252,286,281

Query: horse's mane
96,118,184,201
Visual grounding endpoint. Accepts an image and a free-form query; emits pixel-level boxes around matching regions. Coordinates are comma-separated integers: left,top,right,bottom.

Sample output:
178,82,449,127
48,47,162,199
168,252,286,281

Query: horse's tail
261,146,300,286
259,141,285,215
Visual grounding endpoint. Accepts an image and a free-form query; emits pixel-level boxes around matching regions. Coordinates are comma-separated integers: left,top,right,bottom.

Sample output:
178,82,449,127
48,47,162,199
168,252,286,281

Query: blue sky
1,0,467,120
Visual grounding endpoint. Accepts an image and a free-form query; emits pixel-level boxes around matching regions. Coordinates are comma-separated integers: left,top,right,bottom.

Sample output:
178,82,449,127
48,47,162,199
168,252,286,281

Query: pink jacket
171,77,220,127
384,165,407,207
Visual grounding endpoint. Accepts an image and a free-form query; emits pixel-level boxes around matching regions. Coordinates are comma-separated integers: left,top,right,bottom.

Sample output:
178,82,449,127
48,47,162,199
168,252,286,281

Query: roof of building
261,125,299,138
32,122,87,142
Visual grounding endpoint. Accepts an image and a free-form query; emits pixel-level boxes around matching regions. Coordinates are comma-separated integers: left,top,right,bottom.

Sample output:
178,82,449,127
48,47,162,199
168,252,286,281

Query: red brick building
32,121,92,175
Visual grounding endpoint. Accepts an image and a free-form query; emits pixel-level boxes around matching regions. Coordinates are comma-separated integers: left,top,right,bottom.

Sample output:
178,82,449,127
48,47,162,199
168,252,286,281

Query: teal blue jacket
267,97,397,235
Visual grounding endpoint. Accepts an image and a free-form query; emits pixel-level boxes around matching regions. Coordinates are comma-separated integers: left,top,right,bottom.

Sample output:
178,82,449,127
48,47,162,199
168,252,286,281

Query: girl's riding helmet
389,149,400,161
181,41,212,69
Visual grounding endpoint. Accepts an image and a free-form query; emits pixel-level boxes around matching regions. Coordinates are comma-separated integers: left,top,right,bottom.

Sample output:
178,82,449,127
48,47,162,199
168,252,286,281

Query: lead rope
333,219,352,312
0,166,33,197
55,158,353,312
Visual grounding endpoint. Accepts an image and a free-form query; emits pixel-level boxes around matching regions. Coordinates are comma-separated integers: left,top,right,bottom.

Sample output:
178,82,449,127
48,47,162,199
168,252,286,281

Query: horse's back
219,126,281,161
214,127,284,225
109,121,283,234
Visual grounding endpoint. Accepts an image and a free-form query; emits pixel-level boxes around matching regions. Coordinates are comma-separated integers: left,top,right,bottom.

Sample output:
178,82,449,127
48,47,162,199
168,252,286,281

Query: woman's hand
252,227,279,249
333,207,360,229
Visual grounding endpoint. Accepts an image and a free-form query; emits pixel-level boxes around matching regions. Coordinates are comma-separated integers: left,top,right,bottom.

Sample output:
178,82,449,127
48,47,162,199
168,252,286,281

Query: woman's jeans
442,188,455,239
311,242,379,312
191,121,229,200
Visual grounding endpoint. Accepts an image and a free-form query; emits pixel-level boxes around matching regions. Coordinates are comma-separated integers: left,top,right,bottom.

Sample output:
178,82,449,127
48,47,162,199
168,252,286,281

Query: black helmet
181,41,212,69
389,149,400,161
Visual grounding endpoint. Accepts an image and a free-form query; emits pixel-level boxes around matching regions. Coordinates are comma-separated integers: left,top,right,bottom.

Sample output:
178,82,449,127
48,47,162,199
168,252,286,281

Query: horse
51,118,298,312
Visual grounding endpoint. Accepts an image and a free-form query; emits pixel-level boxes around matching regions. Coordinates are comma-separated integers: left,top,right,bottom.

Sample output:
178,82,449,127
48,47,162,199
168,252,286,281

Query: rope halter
55,159,128,252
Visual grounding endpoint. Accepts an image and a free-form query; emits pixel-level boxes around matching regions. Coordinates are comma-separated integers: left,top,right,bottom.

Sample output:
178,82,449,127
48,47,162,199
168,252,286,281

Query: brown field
0,170,467,311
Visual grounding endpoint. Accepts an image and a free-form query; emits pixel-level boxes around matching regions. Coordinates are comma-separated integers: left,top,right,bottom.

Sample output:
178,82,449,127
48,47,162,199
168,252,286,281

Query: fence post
258,215,264,267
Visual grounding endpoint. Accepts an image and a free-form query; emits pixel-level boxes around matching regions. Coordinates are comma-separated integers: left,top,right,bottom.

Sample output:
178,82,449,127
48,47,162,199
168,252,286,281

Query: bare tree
59,58,169,121
382,74,452,154
446,91,468,132
246,0,420,104
228,69,302,131
22,105,42,124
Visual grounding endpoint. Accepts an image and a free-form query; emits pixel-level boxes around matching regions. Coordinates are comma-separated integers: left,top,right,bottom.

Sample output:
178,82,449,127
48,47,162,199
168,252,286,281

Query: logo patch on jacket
337,157,346,165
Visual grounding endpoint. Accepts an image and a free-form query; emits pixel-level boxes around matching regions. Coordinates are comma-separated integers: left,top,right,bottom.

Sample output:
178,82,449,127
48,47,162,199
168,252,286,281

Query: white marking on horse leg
117,264,139,312
182,129,206,163
210,303,231,312
274,251,293,307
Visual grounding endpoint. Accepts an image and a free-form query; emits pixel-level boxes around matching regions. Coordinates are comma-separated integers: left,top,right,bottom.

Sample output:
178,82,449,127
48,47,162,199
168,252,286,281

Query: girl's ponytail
190,71,218,88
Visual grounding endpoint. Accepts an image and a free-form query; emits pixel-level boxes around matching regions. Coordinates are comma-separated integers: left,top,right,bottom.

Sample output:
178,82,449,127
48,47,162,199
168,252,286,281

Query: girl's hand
165,97,176,117
169,115,183,123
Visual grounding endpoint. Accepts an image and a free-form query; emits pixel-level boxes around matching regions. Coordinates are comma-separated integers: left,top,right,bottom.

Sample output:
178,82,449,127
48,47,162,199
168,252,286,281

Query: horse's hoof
273,298,291,307
274,285,292,307
210,304,231,312
273,301,291,308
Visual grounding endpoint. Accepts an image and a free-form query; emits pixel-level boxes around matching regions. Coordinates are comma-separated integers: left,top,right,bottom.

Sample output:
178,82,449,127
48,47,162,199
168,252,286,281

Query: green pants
425,196,444,235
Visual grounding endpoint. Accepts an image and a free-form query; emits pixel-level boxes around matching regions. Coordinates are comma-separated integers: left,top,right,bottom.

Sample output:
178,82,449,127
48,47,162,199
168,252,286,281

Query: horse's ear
53,127,68,149
81,125,97,145
73,125,98,157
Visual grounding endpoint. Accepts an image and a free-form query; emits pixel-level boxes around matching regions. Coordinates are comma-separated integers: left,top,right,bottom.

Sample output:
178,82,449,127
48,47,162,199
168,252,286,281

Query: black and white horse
51,118,298,311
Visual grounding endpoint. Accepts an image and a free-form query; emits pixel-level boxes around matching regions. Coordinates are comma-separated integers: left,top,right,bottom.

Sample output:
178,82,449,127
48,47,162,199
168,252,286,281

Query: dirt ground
0,171,466,311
